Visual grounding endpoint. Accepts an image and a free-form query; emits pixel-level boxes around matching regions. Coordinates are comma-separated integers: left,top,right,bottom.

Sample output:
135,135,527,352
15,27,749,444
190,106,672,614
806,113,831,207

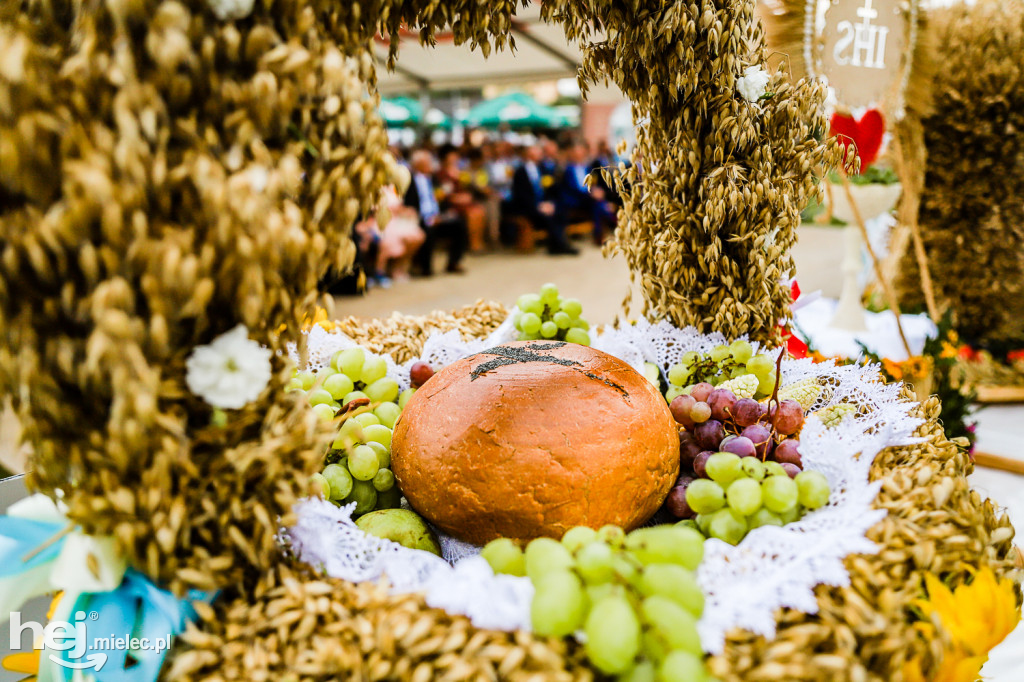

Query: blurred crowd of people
338,136,623,292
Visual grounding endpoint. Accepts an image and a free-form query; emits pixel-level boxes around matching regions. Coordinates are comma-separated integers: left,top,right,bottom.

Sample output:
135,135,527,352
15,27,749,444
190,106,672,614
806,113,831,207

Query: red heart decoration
830,109,885,170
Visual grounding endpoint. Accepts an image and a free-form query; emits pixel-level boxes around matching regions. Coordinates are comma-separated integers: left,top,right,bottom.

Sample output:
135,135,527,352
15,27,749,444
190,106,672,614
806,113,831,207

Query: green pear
355,508,441,556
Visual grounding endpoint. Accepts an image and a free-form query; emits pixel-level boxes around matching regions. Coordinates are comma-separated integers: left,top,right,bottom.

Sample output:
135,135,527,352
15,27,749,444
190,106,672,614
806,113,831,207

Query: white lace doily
287,318,923,654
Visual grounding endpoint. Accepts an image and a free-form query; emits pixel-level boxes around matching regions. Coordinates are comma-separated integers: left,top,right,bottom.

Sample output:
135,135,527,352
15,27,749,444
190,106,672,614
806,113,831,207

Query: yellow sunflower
904,567,1021,682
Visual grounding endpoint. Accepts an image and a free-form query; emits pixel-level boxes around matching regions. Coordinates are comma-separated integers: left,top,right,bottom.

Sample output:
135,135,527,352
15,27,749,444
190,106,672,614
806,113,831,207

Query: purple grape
679,431,702,469
721,435,757,459
690,382,714,402
707,389,737,421
781,462,802,478
741,423,773,458
774,439,802,467
666,479,696,519
690,402,712,424
758,402,770,420
670,394,697,429
693,451,714,478
770,399,805,436
733,398,761,427
694,419,725,451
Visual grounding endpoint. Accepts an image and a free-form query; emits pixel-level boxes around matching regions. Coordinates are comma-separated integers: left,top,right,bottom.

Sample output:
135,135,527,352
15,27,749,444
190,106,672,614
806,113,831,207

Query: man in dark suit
508,145,577,255
557,140,612,244
404,150,469,275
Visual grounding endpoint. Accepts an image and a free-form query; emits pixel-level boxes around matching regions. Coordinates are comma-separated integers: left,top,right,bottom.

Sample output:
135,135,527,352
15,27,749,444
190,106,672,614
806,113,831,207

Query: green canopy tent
379,96,451,128
461,91,571,129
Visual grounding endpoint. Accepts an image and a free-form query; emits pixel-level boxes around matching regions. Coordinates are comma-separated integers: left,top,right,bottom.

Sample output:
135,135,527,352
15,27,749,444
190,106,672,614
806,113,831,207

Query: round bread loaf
391,340,680,545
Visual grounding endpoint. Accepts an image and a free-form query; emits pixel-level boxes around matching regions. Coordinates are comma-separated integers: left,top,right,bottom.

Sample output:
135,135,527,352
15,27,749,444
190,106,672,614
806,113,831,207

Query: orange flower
882,358,904,380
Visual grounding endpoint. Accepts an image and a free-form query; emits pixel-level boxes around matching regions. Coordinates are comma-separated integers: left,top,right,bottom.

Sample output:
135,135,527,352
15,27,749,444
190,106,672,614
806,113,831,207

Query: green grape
364,377,400,404
512,311,523,331
296,370,315,390
311,403,337,422
565,328,590,346
675,519,699,533
333,347,365,378
561,525,598,553
310,472,331,498
287,377,304,391
709,345,731,362
520,312,542,335
331,419,363,450
730,366,747,379
373,402,402,429
763,461,786,477
348,444,380,481
377,486,402,509
316,367,338,383
596,524,626,547
639,595,702,656
779,505,802,525
636,563,704,617
708,507,748,545
705,452,744,486
372,468,395,492
668,363,692,387
540,321,558,338
366,441,390,468
360,355,388,385
611,555,639,583
560,298,583,318
342,390,369,406
575,541,614,584
665,385,686,403
322,463,353,500
353,412,380,427
625,526,704,570
539,282,560,304
586,582,620,606
762,475,799,513
795,471,831,509
748,508,785,529
694,513,712,536
572,317,591,331
308,388,334,407
741,457,766,481
518,293,544,315
584,594,641,674
756,371,778,396
641,630,669,665
685,479,726,515
362,424,393,449
681,350,699,367
553,311,572,329
622,660,657,682
729,339,754,364
323,373,355,400
746,354,774,378
524,537,573,583
481,538,526,576
344,480,377,515
531,570,587,637
726,478,763,516
398,387,416,409
659,650,709,682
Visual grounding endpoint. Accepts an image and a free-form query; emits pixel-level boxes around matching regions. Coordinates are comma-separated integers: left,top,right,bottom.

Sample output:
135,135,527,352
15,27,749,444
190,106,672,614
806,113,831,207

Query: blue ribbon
50,570,212,682
0,516,67,576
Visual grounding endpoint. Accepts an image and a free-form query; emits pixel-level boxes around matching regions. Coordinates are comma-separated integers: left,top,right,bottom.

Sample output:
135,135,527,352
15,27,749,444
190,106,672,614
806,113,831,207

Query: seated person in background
465,146,499,249
404,150,469,275
376,164,425,283
558,140,613,245
508,145,577,256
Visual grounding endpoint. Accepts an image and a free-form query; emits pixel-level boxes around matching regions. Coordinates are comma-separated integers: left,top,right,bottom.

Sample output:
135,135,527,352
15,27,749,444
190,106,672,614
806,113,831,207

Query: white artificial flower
185,324,272,409
737,65,771,103
50,532,127,594
207,0,255,21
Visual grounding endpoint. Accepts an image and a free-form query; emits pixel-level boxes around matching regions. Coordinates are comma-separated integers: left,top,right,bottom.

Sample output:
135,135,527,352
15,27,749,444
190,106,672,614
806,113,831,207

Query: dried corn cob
718,374,758,399
815,403,858,428
775,378,824,411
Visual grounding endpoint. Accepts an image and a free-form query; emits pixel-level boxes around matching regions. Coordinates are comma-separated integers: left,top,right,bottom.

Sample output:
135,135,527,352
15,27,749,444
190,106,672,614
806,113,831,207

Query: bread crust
392,341,680,545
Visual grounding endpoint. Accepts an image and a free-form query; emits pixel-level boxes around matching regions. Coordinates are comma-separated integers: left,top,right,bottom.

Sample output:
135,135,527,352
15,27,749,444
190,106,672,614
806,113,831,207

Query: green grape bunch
482,524,716,682
514,283,591,346
290,346,421,517
665,340,779,403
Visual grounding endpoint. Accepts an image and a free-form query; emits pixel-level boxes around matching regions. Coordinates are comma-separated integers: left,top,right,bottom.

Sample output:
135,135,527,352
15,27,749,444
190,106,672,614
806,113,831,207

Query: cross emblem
857,0,878,24
469,342,629,398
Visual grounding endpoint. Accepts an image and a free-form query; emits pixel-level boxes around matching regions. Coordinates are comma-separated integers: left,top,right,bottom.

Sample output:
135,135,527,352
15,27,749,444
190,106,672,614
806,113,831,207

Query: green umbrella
379,96,451,128
461,91,571,129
